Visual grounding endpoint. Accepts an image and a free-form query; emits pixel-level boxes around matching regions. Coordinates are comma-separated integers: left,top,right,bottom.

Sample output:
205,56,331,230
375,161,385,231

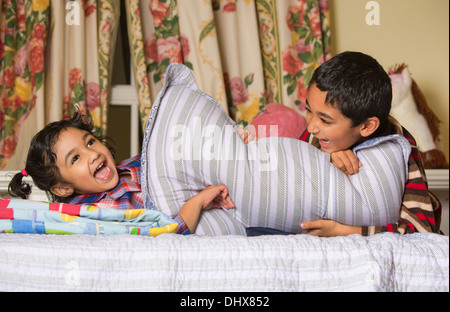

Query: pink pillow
251,103,307,139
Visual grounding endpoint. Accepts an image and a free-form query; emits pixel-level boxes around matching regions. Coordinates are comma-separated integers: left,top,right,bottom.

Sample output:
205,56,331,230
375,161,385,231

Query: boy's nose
307,120,319,135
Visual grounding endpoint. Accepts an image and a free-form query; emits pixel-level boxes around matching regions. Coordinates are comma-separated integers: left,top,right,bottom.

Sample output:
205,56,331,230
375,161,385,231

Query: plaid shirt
300,117,442,236
69,155,190,235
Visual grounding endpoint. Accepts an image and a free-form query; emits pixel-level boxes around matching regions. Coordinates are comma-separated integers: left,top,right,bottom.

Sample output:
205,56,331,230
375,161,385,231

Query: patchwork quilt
0,197,177,236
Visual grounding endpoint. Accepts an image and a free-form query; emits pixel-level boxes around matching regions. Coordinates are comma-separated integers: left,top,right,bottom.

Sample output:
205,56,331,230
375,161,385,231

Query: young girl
8,111,234,234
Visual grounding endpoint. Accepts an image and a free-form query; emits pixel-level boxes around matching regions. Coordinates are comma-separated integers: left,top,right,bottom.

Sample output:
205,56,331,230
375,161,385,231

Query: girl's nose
87,149,101,164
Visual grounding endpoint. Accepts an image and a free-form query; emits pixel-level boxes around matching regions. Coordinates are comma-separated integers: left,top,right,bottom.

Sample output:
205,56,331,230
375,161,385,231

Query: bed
1,64,448,292
0,231,448,292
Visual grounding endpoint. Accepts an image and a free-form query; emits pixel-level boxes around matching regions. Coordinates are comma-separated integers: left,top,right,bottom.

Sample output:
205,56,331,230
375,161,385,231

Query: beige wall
329,0,449,161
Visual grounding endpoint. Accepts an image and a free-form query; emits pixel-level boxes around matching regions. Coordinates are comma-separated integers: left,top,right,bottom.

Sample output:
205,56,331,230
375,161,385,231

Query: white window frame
109,59,140,158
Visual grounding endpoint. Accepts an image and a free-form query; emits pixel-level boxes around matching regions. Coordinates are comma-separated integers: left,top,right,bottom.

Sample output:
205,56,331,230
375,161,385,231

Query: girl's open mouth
94,161,112,181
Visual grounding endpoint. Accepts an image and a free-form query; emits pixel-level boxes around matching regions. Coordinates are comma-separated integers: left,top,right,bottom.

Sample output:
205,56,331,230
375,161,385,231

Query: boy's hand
197,185,235,211
301,219,362,237
330,150,362,176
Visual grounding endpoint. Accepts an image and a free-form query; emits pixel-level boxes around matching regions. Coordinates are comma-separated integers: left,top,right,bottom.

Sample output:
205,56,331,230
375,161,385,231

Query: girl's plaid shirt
68,155,190,234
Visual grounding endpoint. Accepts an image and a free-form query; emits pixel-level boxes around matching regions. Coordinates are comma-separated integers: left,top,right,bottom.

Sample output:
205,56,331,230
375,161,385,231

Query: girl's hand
330,150,362,176
179,185,234,233
196,185,235,211
301,219,362,237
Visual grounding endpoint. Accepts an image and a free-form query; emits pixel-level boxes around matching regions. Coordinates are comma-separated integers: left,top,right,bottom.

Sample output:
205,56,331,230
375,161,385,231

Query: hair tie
21,169,28,177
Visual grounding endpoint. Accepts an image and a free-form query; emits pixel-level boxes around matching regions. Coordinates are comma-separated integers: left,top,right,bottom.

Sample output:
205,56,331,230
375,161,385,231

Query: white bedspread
0,233,448,292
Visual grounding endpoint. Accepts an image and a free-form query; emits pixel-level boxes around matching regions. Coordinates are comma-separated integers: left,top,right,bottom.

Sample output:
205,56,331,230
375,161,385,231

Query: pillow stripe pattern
142,64,411,236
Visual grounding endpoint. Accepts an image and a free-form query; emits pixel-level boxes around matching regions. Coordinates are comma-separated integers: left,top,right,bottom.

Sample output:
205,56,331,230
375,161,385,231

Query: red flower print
28,38,45,75
0,38,4,61
3,67,15,88
230,77,249,105
297,77,309,110
145,35,159,62
101,21,111,34
86,82,100,110
69,68,83,89
282,46,303,76
32,23,47,41
286,4,306,32
308,6,322,39
150,0,169,27
0,136,17,160
0,109,4,130
157,36,183,64
223,0,236,13
318,0,329,13
17,1,26,32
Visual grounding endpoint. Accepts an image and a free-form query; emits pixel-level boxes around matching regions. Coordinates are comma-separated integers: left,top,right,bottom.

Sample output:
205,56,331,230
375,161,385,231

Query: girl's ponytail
8,170,32,199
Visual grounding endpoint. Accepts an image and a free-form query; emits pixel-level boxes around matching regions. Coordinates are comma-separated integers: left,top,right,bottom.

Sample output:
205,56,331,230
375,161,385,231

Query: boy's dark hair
8,111,116,202
309,51,392,135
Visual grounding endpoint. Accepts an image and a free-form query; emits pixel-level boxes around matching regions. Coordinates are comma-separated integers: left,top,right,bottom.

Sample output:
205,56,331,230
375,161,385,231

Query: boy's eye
321,118,331,125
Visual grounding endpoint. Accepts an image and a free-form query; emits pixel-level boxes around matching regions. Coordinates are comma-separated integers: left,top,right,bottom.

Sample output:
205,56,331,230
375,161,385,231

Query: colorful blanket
0,197,178,236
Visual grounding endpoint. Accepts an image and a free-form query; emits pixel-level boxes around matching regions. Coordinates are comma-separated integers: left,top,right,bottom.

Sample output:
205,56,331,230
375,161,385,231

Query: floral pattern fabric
0,0,50,169
127,0,331,128
0,0,119,169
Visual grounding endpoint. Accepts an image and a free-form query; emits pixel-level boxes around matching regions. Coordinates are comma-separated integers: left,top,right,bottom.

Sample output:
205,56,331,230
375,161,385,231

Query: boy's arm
177,185,235,233
300,129,441,237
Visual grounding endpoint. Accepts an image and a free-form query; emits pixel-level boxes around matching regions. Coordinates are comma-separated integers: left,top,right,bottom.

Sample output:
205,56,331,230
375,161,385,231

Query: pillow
141,64,411,236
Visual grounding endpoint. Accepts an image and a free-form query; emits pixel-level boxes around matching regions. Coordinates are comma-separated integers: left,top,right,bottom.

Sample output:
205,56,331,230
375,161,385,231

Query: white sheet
0,232,448,292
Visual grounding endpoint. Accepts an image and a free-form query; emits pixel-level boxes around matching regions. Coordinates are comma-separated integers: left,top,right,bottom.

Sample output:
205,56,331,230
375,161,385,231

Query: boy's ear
359,117,380,138
50,184,74,198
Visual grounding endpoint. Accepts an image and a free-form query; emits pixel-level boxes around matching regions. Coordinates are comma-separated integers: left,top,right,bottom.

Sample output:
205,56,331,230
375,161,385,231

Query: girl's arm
178,185,235,233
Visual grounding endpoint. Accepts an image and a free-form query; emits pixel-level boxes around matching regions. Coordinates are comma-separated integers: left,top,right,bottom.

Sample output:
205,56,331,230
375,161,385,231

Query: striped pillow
141,64,411,236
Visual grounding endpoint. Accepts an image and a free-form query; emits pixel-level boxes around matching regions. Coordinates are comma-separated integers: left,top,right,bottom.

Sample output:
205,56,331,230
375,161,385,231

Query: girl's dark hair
8,111,116,202
309,51,393,136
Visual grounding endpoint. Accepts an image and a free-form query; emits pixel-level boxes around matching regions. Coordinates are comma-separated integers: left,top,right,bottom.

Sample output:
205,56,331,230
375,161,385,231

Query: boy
299,51,441,236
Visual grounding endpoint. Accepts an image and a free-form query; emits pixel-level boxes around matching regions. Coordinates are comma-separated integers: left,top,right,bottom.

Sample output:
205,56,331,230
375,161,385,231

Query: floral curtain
0,0,119,169
0,0,50,169
46,0,119,135
126,0,331,129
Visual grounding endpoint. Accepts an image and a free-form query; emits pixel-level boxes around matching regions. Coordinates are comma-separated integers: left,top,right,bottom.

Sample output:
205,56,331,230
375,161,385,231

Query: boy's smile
305,84,365,154
51,127,119,197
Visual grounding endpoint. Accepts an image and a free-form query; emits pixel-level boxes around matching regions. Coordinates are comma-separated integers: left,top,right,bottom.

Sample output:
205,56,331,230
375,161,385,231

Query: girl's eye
71,155,79,165
87,138,95,147
321,118,331,125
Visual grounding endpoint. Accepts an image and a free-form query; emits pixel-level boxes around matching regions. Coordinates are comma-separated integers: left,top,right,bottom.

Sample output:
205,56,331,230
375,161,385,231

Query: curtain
46,0,119,135
0,0,119,169
126,0,331,129
0,0,50,169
